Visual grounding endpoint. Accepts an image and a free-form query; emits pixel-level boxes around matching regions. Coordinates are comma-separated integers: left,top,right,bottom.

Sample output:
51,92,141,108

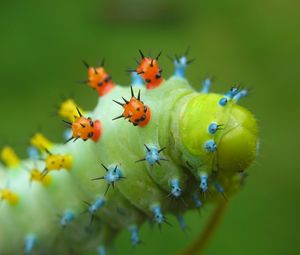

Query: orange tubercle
63,107,102,143
136,50,163,89
113,86,152,127
87,66,115,96
91,120,102,142
137,105,151,127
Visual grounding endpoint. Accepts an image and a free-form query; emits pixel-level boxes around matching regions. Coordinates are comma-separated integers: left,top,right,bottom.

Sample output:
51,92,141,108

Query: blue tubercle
131,72,144,87
137,144,167,166
226,87,240,99
60,210,75,228
63,128,73,141
24,234,36,254
214,182,227,200
204,140,217,152
97,245,106,255
145,146,160,165
233,89,248,102
92,164,124,195
199,174,208,193
89,198,105,214
173,56,189,78
192,192,203,209
129,225,140,246
208,123,218,134
151,205,164,224
218,97,228,106
219,86,241,106
170,179,182,198
176,215,187,231
214,182,225,193
201,77,212,93
27,146,39,160
104,165,123,184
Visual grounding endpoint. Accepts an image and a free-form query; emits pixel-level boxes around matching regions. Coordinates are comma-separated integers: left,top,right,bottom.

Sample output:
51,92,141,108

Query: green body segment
0,76,258,254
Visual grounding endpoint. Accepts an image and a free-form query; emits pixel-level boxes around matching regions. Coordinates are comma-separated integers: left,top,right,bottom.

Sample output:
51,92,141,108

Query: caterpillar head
179,90,258,175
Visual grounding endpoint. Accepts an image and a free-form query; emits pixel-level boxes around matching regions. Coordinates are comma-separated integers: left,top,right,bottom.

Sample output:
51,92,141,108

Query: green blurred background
0,0,299,254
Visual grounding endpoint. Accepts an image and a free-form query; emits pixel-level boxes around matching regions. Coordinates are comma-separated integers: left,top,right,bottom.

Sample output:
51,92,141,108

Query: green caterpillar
0,50,258,255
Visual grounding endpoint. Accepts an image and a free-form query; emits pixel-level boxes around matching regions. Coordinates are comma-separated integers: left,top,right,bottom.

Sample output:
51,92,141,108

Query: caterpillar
0,49,258,255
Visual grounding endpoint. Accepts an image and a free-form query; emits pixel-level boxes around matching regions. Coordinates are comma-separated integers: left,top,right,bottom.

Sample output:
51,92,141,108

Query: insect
131,49,163,89
0,49,259,255
63,107,102,143
83,60,115,96
113,86,151,127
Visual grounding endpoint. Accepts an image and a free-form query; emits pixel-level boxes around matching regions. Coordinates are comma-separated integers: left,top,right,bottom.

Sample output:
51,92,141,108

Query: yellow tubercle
0,188,19,205
59,99,84,122
63,154,73,170
30,133,53,151
45,153,73,172
0,146,20,168
30,169,52,186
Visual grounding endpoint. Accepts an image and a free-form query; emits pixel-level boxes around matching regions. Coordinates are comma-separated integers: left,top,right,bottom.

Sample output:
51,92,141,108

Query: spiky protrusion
63,107,102,143
199,173,209,196
151,205,165,225
29,168,52,186
192,192,203,209
129,225,141,246
113,86,151,127
42,149,73,177
219,86,242,106
0,188,19,206
208,122,224,135
60,210,75,228
58,99,84,122
82,60,115,96
176,215,188,232
169,179,182,198
201,77,212,93
170,48,195,78
136,144,168,166
24,234,36,255
30,133,53,152
132,50,163,89
0,146,20,168
92,164,125,196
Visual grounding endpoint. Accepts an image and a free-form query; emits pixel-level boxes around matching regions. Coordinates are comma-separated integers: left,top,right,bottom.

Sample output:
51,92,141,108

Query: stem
177,201,228,255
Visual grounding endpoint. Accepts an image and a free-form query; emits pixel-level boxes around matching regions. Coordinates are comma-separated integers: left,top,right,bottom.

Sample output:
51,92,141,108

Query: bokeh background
0,0,299,254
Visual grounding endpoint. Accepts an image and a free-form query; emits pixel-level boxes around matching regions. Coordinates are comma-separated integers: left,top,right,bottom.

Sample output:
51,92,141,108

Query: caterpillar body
0,50,258,255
